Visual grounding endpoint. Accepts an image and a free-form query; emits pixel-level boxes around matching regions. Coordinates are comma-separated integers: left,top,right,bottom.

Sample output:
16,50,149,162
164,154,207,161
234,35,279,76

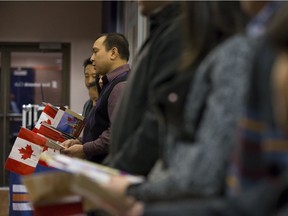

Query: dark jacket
82,99,93,118
104,2,183,176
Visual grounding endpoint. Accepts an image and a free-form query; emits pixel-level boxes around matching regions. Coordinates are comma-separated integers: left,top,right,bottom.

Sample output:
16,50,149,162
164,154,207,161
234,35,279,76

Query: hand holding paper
61,139,82,148
60,144,86,159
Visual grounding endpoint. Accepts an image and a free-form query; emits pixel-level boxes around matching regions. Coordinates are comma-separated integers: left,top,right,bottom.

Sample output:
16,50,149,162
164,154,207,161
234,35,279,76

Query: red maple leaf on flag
18,145,34,160
42,146,57,153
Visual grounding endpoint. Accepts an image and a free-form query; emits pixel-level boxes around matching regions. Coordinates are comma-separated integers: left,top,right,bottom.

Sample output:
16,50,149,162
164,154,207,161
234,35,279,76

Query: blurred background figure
10,93,20,113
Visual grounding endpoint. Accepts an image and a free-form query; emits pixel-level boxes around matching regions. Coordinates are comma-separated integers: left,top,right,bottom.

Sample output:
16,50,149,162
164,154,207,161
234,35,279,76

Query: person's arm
141,178,285,216
95,174,282,216
126,36,255,202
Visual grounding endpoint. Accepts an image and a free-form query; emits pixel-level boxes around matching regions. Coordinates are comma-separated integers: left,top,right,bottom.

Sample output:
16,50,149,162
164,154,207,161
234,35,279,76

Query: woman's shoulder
201,34,256,66
217,34,255,55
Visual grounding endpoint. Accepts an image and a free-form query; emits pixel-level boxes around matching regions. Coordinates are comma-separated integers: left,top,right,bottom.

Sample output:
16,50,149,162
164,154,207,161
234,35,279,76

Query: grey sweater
127,35,256,202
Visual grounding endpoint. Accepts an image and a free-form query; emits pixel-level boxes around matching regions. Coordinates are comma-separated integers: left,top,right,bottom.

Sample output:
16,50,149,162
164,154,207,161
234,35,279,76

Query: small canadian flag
33,103,58,132
5,127,47,175
36,122,65,167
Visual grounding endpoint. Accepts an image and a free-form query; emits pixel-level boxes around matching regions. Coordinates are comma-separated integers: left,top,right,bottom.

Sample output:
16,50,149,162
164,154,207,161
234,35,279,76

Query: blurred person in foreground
133,1,288,216
104,1,184,176
137,1,285,215
87,1,258,215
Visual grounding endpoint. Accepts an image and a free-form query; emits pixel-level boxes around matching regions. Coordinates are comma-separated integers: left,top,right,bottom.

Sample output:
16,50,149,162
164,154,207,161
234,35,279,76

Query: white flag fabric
38,146,60,167
33,103,57,131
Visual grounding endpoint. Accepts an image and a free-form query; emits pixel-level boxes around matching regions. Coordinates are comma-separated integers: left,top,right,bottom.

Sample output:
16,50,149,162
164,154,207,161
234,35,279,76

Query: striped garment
226,41,288,202
227,110,288,196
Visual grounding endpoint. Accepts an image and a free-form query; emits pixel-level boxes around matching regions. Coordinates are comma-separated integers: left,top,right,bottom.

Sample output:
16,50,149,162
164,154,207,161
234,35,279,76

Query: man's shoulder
112,81,127,92
109,81,127,98
103,75,128,103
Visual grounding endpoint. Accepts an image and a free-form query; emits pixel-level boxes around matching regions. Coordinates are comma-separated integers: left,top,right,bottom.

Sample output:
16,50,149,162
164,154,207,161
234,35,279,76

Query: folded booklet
34,102,84,140
45,138,66,151
40,153,144,185
39,122,74,141
21,171,88,214
52,106,85,139
71,174,133,214
37,154,144,213
21,169,125,213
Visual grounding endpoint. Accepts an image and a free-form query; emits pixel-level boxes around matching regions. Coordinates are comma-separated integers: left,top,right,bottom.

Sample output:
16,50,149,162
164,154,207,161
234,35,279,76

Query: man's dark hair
83,58,93,70
95,33,130,61
181,1,247,69
268,3,288,51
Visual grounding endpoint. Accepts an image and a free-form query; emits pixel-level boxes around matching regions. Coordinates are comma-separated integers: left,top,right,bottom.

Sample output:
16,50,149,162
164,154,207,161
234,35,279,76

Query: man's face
84,64,97,88
90,36,112,75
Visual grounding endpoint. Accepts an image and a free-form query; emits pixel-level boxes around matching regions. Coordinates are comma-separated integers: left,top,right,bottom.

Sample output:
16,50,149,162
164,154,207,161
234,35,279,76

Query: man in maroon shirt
61,33,130,163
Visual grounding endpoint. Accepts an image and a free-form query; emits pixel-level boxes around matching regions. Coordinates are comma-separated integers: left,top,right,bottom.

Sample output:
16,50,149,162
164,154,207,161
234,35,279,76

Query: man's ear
110,47,119,60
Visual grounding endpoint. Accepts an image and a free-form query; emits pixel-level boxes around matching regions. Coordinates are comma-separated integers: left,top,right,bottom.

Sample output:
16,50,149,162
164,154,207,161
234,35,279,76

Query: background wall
0,1,102,113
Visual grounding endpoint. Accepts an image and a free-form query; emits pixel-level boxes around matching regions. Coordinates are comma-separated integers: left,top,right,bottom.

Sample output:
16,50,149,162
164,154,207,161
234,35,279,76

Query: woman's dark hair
181,1,248,69
95,33,130,61
267,3,288,51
